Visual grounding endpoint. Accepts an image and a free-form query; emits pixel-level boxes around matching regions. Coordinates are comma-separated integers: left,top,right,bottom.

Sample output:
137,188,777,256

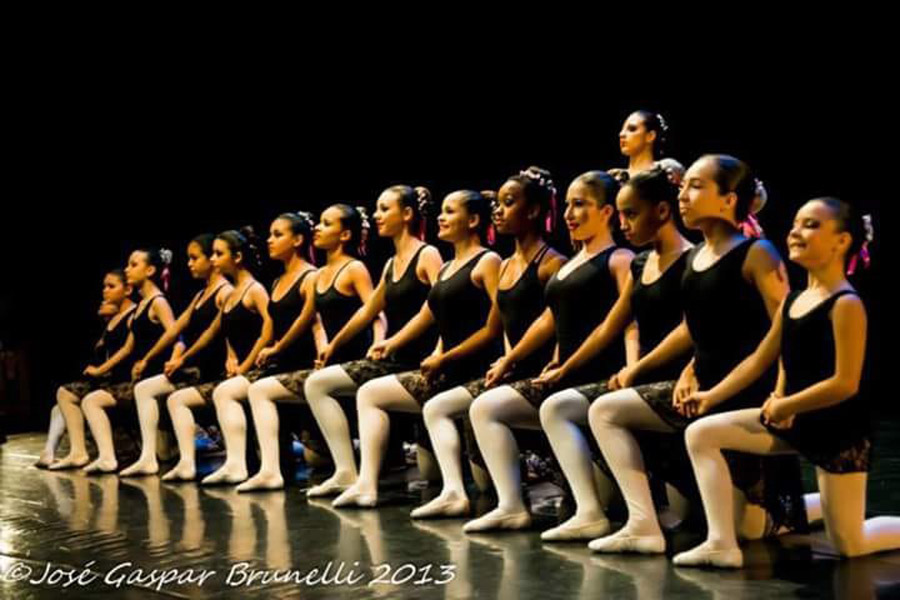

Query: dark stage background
0,87,887,431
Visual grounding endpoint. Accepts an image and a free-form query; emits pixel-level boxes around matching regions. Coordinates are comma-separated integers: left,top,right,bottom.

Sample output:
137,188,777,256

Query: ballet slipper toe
307,480,352,498
588,529,666,554
332,487,378,508
410,495,470,519
673,544,743,568
463,509,532,533
541,518,611,542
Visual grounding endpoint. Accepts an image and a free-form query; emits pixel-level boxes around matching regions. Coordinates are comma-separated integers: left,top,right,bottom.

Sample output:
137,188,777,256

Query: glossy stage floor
2,421,899,599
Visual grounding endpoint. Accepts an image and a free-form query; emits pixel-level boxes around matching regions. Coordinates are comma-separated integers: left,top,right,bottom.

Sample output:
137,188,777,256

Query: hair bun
862,214,874,243
519,166,557,197
159,248,173,266
414,186,432,214
654,158,685,187
751,178,768,215
296,211,315,230
356,206,371,256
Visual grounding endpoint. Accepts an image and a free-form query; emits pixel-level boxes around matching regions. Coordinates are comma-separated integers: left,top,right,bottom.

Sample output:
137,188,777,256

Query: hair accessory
655,158,684,187
519,167,557,198
415,187,431,215
739,214,765,239
656,113,669,134
356,206,370,256
847,214,873,275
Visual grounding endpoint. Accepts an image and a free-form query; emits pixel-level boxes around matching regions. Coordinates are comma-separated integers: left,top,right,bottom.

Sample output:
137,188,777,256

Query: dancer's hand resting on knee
484,356,512,388
420,353,446,380
761,393,795,429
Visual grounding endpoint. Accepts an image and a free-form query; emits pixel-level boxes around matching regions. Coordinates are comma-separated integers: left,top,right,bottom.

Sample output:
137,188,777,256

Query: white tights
202,375,252,485
120,374,176,476
39,405,67,464
332,374,421,506
685,408,900,557
540,388,617,525
468,385,541,514
302,366,360,488
81,389,120,473
162,386,207,481
51,386,90,469
240,375,305,491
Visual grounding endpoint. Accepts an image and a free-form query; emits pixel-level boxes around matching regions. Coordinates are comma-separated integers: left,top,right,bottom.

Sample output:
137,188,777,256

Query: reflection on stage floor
2,420,899,599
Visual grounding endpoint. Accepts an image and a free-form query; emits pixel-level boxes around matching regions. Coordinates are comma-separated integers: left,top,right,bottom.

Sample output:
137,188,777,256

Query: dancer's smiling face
437,193,480,243
787,199,852,270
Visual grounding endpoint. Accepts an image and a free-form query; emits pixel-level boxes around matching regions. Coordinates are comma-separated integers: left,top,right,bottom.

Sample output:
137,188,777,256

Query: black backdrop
1,85,887,431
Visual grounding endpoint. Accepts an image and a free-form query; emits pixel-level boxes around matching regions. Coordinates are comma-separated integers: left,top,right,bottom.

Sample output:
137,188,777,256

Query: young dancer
41,271,136,468
332,190,501,508
300,187,442,497
609,110,670,182
162,228,271,482
196,213,324,486
463,170,636,533
59,249,177,473
674,198,898,568
587,155,805,555
118,234,233,476
535,165,693,540
237,205,381,491
408,167,566,519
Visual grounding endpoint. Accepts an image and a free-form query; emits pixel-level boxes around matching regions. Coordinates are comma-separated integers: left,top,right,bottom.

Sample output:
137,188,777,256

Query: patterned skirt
762,412,871,474
634,380,809,534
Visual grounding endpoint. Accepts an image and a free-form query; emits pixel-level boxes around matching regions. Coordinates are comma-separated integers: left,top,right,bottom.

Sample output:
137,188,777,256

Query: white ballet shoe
200,465,247,486
236,472,284,493
332,485,378,508
48,455,90,471
83,458,118,474
463,508,532,533
161,464,196,482
541,517,611,542
588,528,666,554
119,458,159,477
673,542,743,568
410,493,470,519
307,475,355,498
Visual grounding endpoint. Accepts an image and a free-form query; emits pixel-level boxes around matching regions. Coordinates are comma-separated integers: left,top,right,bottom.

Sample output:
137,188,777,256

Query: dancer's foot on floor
463,507,532,533
35,450,55,469
120,457,159,477
237,471,284,492
541,514,611,542
161,463,196,482
307,472,356,498
673,541,743,568
411,490,470,519
201,464,248,486
48,453,90,470
588,524,665,554
83,457,118,474
332,483,377,508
